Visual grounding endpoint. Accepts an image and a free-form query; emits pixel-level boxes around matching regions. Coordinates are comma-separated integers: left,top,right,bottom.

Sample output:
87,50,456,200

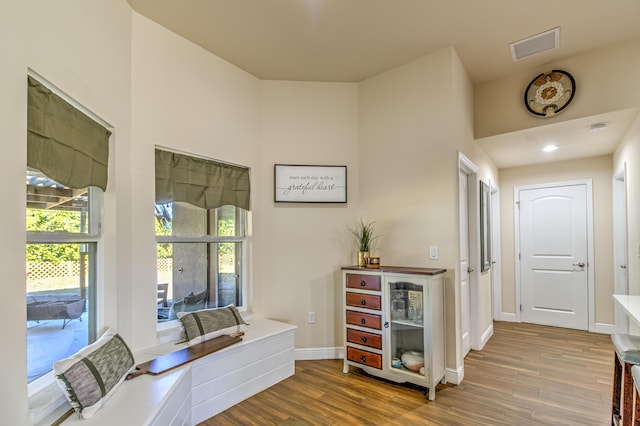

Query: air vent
510,27,560,61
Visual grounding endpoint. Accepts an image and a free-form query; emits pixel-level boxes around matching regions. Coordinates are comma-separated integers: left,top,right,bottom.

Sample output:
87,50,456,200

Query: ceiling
127,0,640,168
477,108,639,168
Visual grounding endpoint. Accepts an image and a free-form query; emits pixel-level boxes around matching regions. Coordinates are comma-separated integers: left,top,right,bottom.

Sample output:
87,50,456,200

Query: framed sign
274,164,347,203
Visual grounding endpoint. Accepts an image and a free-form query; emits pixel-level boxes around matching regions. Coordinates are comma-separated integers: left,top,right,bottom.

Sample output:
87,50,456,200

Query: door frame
613,164,629,332
490,183,501,320
514,179,595,331
458,152,480,350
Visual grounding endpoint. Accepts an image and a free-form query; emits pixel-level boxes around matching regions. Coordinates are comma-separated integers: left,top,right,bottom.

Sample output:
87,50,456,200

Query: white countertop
613,294,640,327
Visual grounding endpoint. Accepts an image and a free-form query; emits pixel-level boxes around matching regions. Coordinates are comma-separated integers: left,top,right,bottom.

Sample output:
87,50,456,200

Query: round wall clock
524,69,575,117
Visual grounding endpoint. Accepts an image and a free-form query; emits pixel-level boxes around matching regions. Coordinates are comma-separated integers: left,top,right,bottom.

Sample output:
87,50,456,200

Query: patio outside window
26,169,100,383
156,202,247,322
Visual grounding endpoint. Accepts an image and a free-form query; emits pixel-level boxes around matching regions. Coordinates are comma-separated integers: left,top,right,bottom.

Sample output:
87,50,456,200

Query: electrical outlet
429,246,439,260
308,311,316,324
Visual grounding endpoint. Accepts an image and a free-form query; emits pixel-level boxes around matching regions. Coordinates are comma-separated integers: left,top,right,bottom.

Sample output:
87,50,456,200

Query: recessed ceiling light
543,145,558,152
589,122,609,132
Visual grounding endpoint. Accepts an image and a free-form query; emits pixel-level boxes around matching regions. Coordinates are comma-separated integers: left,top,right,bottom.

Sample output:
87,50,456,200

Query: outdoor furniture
157,283,169,307
611,333,640,426
27,294,85,329
168,290,208,320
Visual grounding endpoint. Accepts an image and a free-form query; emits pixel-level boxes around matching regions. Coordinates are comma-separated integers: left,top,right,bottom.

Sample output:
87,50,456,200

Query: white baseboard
295,347,343,360
445,366,464,385
593,322,615,335
497,312,517,322
478,322,494,350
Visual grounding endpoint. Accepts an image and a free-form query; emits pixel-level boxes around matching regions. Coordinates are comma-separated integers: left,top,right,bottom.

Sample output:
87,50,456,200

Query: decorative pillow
53,328,135,419
183,289,208,305
178,305,247,346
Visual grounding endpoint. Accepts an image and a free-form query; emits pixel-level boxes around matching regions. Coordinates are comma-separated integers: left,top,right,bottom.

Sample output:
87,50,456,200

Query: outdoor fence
27,259,174,280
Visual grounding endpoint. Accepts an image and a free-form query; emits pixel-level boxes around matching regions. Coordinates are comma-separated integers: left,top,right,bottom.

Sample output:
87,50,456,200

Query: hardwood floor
202,321,613,425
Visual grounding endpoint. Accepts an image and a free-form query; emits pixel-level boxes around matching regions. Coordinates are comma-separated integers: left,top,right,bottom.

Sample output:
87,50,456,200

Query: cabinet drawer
346,328,382,350
346,292,381,310
346,274,381,291
347,346,382,369
346,310,382,330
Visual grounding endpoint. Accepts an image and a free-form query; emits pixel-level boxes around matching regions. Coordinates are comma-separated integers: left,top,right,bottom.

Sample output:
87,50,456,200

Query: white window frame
155,205,249,329
26,185,103,397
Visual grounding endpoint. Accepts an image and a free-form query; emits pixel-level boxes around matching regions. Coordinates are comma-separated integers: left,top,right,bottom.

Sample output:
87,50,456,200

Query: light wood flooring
202,321,614,425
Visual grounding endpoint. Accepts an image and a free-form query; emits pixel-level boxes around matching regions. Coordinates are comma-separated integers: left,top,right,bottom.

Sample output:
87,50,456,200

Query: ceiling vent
510,27,560,61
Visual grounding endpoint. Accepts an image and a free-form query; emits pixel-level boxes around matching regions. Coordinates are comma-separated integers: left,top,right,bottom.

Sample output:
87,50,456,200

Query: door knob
621,265,627,269
573,262,585,268
467,267,474,273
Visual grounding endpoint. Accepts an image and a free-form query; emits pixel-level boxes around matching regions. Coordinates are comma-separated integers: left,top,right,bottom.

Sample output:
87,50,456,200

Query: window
26,168,101,383
156,203,247,322
26,76,110,384
154,149,250,323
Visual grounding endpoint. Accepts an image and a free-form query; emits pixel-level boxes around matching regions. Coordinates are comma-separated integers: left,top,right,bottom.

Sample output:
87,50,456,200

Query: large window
26,169,100,382
26,76,110,385
156,203,247,322
154,149,250,323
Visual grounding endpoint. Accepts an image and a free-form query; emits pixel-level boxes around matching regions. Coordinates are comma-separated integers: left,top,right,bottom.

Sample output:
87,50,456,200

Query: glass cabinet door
388,279,425,376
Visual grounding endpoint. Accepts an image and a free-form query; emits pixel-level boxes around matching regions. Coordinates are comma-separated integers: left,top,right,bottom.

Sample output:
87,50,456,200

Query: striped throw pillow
53,328,135,419
178,305,247,346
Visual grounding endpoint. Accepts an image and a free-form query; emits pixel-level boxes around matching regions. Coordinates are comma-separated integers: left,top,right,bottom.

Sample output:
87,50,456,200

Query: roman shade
155,149,250,211
27,76,111,191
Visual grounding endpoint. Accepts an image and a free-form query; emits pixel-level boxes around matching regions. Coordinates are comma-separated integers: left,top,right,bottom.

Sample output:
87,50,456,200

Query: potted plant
349,218,379,267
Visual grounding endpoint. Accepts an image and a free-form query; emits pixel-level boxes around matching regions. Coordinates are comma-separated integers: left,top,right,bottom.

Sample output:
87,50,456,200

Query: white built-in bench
42,318,296,425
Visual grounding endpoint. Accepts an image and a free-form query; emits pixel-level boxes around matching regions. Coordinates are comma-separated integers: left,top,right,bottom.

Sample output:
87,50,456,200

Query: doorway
515,180,594,331
458,153,479,356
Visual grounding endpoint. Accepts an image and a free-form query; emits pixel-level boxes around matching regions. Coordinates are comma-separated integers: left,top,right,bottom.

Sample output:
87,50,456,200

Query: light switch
429,246,439,260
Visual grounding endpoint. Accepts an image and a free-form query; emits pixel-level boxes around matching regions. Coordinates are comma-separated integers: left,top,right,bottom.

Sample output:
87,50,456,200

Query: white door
459,170,471,356
519,184,589,330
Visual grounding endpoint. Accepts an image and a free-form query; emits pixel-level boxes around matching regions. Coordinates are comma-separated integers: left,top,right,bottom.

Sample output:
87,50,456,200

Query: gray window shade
155,149,250,211
27,76,111,191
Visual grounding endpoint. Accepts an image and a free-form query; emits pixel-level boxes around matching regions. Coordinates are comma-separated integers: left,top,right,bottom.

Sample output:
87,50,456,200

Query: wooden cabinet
342,266,446,401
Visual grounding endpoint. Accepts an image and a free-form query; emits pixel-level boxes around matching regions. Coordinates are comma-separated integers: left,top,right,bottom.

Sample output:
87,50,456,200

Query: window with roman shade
26,76,108,387
154,149,250,323
155,148,250,211
27,76,111,191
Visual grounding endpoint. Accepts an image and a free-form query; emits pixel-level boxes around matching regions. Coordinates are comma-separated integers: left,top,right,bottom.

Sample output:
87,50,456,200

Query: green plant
349,218,379,252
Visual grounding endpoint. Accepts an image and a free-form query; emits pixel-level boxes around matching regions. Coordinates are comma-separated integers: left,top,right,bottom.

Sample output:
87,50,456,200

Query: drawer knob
361,336,367,343
360,299,367,306
360,280,366,287
360,355,367,363
360,318,366,325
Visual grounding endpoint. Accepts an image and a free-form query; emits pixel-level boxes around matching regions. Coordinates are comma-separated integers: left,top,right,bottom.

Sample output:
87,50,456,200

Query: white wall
257,81,359,349
358,47,498,374
614,116,640,296
0,1,133,423
131,12,261,349
475,39,640,138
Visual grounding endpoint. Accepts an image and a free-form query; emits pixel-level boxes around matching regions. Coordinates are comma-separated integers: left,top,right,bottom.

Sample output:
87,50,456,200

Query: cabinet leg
427,390,435,401
343,361,349,374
